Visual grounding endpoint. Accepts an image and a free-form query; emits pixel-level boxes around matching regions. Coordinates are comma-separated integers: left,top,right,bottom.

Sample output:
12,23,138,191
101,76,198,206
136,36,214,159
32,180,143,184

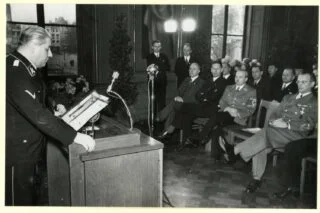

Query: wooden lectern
47,116,163,206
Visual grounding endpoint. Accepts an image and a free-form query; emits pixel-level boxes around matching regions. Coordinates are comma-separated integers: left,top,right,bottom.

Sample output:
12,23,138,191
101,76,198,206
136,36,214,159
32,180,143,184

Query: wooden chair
222,100,280,165
300,156,317,199
222,100,280,144
179,117,209,145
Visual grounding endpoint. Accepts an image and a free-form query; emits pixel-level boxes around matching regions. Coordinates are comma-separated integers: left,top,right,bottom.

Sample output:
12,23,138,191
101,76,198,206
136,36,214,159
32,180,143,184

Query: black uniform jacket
6,51,77,166
273,81,298,102
196,77,228,107
146,52,170,87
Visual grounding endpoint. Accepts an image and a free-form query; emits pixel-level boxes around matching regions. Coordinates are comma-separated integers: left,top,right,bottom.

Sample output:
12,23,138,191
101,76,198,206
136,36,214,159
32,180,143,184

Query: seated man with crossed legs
221,72,317,193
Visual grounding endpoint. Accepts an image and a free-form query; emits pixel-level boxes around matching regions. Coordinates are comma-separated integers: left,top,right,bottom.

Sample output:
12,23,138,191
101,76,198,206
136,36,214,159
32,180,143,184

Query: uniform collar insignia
28,66,36,77
10,51,37,77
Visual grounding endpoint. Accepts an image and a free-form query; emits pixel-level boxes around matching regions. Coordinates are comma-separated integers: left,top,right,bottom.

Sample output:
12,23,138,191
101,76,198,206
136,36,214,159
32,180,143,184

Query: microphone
146,64,158,76
105,70,134,131
107,71,120,92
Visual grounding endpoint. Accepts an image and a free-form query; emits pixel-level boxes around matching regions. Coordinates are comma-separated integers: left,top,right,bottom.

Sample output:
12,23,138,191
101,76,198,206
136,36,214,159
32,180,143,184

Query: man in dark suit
222,73,317,193
272,68,298,102
273,135,317,200
267,63,282,96
312,63,317,95
159,60,228,145
157,62,204,130
222,60,235,85
249,64,272,102
146,40,170,114
174,43,197,88
6,26,95,206
249,64,272,127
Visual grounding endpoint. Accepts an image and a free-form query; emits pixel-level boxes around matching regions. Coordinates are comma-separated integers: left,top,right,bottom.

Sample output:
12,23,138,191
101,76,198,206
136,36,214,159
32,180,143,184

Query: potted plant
106,14,138,124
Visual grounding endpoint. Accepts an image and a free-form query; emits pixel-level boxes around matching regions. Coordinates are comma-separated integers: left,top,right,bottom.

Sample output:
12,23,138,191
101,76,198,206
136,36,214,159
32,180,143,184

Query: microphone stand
150,74,155,137
147,66,174,207
147,64,157,137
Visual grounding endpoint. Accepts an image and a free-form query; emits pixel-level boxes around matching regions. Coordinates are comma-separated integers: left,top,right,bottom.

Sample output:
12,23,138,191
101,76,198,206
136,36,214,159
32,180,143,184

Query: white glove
73,132,96,152
54,104,67,117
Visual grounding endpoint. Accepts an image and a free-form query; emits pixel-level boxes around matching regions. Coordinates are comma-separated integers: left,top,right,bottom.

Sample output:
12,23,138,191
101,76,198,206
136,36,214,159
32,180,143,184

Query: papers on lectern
61,91,110,131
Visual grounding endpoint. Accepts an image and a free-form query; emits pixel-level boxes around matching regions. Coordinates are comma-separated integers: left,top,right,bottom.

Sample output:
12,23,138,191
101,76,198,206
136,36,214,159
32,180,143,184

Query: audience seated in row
158,60,228,151
220,72,317,193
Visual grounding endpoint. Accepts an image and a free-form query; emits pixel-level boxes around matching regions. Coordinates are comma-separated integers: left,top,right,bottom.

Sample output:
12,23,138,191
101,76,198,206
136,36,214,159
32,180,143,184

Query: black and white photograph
5,2,319,209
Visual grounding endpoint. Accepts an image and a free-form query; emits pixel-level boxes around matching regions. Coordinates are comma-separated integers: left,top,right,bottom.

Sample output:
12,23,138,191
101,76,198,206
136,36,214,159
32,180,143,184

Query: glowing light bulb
182,18,196,32
164,19,178,33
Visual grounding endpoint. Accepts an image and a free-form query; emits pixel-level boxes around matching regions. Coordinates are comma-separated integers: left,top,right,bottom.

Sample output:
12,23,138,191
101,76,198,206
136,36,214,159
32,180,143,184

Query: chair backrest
255,100,280,128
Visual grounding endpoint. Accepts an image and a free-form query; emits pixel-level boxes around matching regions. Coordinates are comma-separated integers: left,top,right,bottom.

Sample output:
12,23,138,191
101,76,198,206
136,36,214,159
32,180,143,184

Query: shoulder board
13,60,19,67
8,54,36,77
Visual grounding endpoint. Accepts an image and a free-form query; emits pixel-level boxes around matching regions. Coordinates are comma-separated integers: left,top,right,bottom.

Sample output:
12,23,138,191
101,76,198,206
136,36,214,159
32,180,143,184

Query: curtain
142,5,175,58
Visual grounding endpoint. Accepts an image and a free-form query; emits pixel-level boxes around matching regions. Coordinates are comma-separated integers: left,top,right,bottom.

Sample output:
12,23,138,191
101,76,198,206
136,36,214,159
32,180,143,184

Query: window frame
6,4,78,77
211,5,249,59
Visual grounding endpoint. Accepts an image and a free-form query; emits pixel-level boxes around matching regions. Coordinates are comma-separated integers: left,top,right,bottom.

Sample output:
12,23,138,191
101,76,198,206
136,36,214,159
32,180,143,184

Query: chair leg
300,158,307,199
179,130,183,145
273,154,277,167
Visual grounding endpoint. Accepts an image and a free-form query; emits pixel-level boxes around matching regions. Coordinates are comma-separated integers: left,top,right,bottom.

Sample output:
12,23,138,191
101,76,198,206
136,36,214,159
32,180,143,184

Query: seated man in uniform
195,69,257,159
221,72,317,193
156,62,204,131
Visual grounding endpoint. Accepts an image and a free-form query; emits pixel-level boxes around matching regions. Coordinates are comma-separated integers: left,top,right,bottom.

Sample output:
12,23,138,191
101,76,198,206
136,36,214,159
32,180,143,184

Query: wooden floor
161,133,317,208
37,121,316,208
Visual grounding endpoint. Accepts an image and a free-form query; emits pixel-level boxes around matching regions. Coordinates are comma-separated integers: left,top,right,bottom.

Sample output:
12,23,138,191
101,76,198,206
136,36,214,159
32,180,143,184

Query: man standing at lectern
6,26,95,206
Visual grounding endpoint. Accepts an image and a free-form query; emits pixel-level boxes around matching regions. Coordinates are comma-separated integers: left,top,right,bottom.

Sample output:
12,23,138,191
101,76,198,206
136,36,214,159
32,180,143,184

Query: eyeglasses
297,80,311,84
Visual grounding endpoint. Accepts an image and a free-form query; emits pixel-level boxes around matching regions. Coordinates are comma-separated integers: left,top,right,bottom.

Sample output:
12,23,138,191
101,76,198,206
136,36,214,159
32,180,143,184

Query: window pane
8,4,37,23
44,4,76,25
211,5,225,34
211,35,223,60
226,36,243,60
46,26,78,76
227,5,245,35
7,23,34,53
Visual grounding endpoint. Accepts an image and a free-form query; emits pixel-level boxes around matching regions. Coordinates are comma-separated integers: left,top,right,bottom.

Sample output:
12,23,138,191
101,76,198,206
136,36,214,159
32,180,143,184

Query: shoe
272,187,299,200
219,139,236,163
175,144,186,152
157,131,171,140
245,179,262,193
184,138,198,148
199,136,210,145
